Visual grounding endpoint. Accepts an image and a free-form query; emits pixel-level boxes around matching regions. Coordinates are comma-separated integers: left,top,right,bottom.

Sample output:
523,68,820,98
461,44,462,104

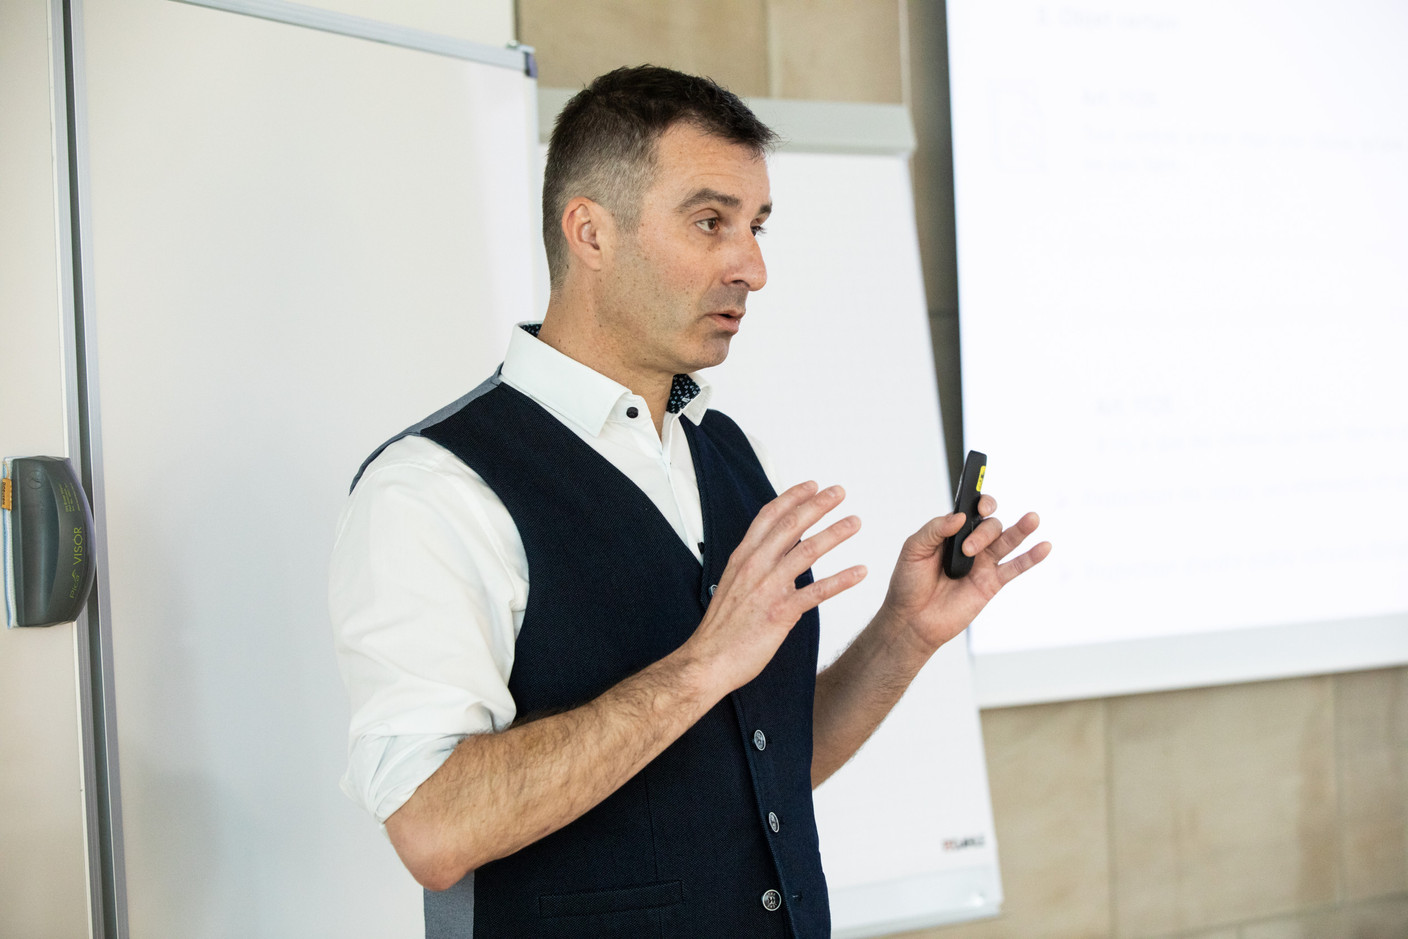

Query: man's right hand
684,480,867,695
385,480,864,890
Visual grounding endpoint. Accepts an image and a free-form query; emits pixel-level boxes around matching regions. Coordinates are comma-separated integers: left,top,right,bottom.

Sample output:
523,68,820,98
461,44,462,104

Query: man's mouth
709,310,744,333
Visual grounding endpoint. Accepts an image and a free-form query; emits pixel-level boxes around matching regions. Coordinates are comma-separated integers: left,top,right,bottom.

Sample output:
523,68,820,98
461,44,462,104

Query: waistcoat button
753,729,767,751
761,888,782,912
709,584,717,596
768,811,780,832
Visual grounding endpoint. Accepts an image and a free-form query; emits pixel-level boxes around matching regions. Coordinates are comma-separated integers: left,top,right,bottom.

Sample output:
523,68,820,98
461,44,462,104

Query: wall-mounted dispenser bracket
3,456,98,628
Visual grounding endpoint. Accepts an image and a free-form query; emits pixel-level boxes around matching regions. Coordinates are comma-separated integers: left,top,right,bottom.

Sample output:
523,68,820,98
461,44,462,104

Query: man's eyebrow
677,187,772,218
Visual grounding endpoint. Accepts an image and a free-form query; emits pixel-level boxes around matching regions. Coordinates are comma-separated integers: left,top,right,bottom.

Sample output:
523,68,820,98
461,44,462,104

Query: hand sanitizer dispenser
3,456,97,628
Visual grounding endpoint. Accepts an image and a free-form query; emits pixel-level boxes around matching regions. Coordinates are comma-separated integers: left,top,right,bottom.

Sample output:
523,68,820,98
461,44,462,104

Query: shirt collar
501,323,712,437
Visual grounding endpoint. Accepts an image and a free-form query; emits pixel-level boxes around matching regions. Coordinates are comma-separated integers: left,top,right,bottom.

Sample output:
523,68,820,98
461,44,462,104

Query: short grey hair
542,65,778,289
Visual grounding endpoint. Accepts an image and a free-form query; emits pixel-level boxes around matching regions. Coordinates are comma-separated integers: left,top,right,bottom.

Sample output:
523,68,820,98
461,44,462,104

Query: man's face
596,122,772,378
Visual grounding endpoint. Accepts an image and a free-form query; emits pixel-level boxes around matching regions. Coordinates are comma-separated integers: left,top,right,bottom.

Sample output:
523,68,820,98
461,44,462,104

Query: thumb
903,512,967,559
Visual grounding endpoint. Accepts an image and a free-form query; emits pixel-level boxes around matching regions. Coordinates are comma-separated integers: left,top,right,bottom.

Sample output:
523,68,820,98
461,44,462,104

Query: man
331,65,1049,938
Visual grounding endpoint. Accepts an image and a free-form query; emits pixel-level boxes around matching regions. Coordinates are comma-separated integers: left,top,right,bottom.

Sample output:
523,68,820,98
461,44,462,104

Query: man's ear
561,197,613,273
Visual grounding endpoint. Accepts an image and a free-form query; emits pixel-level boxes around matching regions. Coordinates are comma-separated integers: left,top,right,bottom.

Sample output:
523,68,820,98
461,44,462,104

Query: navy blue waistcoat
402,382,829,938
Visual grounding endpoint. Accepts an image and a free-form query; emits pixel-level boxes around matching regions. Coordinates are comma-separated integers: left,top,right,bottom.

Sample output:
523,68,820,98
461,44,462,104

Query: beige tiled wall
765,0,903,102
1240,894,1408,939
518,0,902,101
1108,680,1338,934
520,0,770,95
516,4,1408,937
895,701,1113,939
917,671,1408,939
1334,668,1408,903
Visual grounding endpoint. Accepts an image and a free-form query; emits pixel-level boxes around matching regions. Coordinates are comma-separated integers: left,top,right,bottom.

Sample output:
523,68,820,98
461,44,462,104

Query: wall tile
1240,894,1408,939
897,699,1111,939
1334,668,1408,901
766,0,903,102
519,0,769,96
1108,678,1338,937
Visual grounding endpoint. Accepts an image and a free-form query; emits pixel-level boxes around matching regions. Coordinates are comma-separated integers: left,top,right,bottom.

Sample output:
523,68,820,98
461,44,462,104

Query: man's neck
537,301,674,437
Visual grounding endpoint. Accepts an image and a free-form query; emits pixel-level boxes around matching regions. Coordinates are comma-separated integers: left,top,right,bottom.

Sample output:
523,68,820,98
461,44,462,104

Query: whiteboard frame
833,865,1001,938
174,0,534,71
54,1,128,935
538,87,917,154
975,613,1408,709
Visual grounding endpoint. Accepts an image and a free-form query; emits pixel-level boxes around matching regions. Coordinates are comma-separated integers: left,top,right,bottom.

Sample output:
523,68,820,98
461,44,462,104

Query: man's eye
752,224,767,237
696,217,720,232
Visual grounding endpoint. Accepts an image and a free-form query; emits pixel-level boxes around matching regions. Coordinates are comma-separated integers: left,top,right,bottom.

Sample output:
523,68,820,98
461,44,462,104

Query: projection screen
947,0,1408,706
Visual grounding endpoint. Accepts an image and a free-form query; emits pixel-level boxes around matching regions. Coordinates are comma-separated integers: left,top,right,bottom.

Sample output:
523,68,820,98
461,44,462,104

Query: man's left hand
879,494,1051,658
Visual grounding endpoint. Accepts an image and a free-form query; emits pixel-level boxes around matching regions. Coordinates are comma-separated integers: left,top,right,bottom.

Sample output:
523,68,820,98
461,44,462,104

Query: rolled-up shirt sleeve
330,435,526,823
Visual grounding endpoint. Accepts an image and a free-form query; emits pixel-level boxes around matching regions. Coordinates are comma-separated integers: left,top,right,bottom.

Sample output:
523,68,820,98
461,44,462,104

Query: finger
904,512,967,559
737,481,819,550
765,480,822,518
783,514,862,572
962,516,1005,556
996,539,1052,587
984,511,1041,562
977,494,998,517
793,563,868,612
756,484,848,558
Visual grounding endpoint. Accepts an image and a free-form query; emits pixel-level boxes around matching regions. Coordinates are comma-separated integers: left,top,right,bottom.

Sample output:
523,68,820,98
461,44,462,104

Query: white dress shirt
330,324,773,823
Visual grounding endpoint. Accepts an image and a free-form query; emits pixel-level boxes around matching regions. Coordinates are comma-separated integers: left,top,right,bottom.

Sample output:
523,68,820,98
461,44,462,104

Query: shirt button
761,888,782,912
753,729,767,751
626,406,639,419
768,811,780,833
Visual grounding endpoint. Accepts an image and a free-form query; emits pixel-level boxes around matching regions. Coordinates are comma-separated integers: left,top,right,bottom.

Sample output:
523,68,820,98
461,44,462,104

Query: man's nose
731,231,767,292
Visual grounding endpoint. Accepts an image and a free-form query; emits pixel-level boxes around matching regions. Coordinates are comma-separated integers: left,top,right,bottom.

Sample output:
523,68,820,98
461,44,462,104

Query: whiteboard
534,91,1005,930
707,149,1001,936
81,0,535,934
947,0,1408,706
78,3,1000,933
